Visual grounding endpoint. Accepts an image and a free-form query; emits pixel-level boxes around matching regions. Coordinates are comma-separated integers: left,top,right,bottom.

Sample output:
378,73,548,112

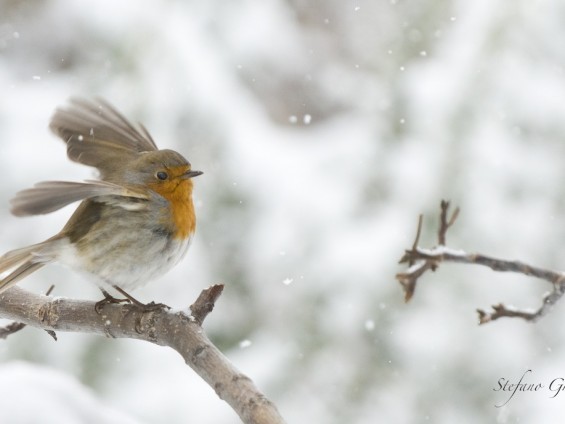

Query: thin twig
438,200,459,245
401,248,565,285
396,201,565,324
409,215,424,267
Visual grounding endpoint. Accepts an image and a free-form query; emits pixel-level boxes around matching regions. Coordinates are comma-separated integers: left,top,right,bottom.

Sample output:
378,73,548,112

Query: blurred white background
2,0,565,423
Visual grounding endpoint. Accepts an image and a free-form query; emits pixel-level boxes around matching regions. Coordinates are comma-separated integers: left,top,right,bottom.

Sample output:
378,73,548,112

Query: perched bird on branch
0,98,202,310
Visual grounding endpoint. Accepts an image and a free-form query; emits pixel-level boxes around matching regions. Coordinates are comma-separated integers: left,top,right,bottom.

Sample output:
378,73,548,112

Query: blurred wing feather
10,180,148,216
49,98,158,171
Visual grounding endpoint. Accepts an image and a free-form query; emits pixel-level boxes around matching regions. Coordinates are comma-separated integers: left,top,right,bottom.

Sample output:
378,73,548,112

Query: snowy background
2,0,565,423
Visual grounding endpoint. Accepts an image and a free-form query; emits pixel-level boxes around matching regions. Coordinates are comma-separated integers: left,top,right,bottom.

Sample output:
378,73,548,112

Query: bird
0,98,202,311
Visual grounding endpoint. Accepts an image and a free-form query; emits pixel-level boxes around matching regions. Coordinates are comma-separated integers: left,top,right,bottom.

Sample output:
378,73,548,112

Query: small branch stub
0,321,26,340
396,200,565,324
190,283,224,325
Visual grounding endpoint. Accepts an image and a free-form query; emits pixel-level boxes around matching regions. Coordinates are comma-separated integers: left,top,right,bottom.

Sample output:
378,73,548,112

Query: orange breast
150,177,196,240
168,179,196,240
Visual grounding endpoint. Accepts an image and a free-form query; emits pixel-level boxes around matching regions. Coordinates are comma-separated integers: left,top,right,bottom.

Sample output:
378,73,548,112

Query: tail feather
0,262,45,294
0,241,56,294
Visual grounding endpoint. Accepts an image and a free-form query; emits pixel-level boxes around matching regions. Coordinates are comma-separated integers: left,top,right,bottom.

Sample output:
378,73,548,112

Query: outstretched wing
10,180,149,216
49,98,158,175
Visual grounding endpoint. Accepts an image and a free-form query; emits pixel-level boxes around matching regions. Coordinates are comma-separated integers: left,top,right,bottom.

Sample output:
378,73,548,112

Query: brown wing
49,98,158,176
10,180,149,216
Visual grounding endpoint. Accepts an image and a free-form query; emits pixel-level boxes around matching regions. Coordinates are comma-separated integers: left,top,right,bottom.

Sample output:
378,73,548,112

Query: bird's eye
156,171,168,181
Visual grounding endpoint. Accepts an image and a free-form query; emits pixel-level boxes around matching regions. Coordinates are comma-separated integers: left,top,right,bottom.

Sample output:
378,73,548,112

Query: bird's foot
112,285,170,313
95,289,131,314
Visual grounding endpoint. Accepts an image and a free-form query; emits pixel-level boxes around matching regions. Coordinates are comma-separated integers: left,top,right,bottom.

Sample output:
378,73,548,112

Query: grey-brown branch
396,201,565,324
0,285,286,424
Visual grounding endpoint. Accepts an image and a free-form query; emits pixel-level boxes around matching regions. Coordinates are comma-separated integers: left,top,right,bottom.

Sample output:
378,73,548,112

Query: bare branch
0,286,286,424
396,260,436,303
409,214,424,267
438,200,459,245
0,284,56,340
477,304,540,324
396,201,565,324
0,321,26,339
190,283,224,325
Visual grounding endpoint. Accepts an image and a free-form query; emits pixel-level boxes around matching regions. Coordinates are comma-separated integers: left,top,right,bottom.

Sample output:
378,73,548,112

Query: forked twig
396,201,565,324
438,200,459,245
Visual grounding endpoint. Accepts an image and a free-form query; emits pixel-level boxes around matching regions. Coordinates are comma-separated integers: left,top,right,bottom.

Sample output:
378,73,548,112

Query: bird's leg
95,289,131,313
112,285,170,312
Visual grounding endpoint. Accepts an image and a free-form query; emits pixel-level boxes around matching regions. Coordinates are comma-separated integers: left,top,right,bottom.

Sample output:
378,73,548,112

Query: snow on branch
0,285,286,424
396,200,565,324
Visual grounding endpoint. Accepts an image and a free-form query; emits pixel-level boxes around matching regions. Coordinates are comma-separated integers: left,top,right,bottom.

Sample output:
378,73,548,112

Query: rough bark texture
0,286,286,424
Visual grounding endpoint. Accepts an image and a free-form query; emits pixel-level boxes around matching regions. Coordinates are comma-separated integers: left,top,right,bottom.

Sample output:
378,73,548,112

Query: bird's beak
182,169,203,179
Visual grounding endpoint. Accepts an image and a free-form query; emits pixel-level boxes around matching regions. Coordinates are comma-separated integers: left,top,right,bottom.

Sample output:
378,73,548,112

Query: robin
0,98,202,311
